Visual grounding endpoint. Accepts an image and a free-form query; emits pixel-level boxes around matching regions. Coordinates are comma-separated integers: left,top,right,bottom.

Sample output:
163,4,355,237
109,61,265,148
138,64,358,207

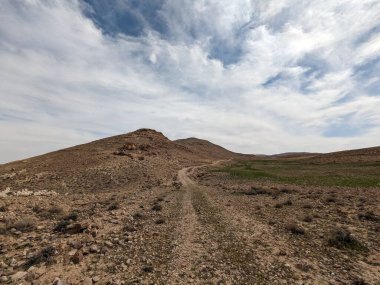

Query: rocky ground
0,130,379,284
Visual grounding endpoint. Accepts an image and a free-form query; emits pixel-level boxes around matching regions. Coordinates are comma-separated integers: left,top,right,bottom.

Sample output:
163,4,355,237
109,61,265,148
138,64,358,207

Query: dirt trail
165,162,293,284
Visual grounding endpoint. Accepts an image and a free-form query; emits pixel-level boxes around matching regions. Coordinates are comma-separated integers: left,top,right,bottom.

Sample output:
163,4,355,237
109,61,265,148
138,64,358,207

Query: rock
0,260,7,269
52,277,66,285
68,240,82,249
0,276,8,283
82,277,93,285
71,250,83,264
105,241,113,247
92,276,100,282
66,223,88,235
89,245,98,253
68,249,77,256
11,271,27,281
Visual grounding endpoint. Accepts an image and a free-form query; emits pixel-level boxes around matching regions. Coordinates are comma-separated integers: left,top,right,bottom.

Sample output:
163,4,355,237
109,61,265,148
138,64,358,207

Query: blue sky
1,0,380,163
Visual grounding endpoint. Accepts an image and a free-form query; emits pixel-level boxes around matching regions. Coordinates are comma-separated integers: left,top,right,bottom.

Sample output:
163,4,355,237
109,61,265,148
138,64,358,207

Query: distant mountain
174,137,247,160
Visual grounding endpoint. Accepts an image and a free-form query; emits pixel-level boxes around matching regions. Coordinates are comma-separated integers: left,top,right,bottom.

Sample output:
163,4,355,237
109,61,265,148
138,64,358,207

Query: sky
1,0,380,163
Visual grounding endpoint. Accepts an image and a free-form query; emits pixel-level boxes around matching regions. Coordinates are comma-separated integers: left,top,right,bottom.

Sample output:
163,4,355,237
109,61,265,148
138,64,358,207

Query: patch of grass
328,228,367,252
217,160,380,187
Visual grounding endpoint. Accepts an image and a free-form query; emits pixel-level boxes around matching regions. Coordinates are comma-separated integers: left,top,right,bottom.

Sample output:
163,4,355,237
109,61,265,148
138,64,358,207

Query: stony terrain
0,129,379,284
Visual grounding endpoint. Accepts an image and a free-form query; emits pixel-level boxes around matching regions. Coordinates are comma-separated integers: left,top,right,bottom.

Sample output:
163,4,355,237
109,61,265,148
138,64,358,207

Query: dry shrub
285,223,305,235
328,228,367,251
107,202,119,211
358,211,378,222
302,215,313,223
22,246,56,269
152,204,162,211
9,218,36,232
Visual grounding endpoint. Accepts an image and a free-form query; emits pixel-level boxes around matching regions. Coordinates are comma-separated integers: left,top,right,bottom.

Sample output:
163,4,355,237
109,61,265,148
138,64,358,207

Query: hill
174,137,245,160
0,129,239,195
309,146,380,163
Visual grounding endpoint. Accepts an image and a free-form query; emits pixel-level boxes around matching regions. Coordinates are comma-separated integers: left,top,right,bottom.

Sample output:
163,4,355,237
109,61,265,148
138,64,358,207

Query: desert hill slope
0,129,242,194
308,146,380,163
175,137,246,160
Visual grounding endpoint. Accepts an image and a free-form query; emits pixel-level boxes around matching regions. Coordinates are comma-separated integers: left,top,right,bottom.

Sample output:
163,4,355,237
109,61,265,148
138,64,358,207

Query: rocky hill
0,129,240,195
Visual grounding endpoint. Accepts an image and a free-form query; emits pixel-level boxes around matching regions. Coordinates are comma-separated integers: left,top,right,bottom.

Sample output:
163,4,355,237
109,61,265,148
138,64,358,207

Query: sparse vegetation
107,202,119,211
155,218,165,224
302,203,313,209
132,212,145,220
285,223,305,235
152,203,162,211
64,211,78,221
53,220,70,233
48,205,64,214
0,202,7,212
244,187,270,196
326,196,337,203
302,215,313,223
328,228,367,251
358,211,378,222
22,246,56,269
9,218,36,232
218,160,380,187
352,278,369,285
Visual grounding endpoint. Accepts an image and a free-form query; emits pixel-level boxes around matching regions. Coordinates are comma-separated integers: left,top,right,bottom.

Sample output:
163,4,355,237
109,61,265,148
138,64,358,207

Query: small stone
71,250,83,264
52,277,67,285
104,241,113,247
82,277,93,285
89,245,98,253
69,240,82,249
11,271,28,281
0,261,7,269
92,276,100,282
68,249,77,256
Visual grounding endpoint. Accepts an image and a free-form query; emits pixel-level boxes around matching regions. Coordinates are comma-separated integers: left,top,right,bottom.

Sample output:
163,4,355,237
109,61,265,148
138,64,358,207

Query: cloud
0,0,380,163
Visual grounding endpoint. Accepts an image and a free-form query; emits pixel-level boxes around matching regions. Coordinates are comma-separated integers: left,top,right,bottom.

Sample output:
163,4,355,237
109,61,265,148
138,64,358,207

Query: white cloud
0,0,380,163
